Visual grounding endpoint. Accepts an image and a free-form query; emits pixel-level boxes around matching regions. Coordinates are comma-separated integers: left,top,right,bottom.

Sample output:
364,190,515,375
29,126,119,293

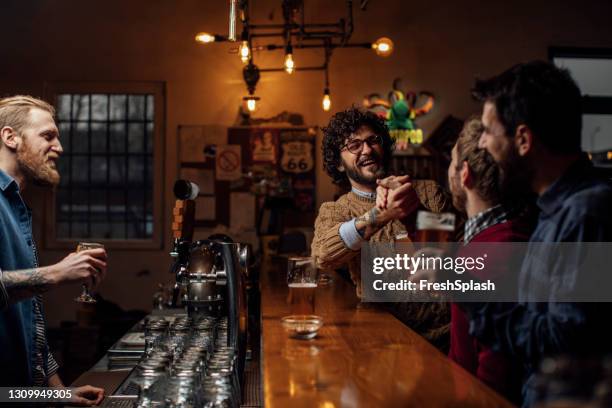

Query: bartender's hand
47,249,108,290
70,385,105,406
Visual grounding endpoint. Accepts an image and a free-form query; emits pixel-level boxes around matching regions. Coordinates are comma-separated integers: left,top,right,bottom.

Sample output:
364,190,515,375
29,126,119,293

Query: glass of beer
415,211,455,243
287,256,318,315
74,242,104,303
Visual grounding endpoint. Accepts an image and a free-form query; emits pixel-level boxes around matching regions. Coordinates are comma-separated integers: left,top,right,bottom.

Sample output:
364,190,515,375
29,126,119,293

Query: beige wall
1,0,611,326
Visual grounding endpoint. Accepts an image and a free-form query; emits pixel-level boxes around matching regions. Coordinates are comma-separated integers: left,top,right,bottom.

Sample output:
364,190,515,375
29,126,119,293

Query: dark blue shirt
0,169,47,385
468,157,612,406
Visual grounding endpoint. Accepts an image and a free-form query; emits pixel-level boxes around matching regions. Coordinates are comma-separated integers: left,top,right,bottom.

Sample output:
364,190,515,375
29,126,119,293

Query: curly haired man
311,107,450,346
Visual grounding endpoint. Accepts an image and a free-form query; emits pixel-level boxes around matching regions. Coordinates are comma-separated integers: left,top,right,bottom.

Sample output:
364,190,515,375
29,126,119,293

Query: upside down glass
74,242,104,303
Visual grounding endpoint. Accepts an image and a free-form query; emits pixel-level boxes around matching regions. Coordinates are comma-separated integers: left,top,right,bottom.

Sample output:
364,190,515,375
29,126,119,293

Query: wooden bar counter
260,262,514,408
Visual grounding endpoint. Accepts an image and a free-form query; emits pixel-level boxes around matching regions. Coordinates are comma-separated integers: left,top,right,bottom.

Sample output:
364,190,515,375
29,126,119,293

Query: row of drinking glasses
135,316,239,407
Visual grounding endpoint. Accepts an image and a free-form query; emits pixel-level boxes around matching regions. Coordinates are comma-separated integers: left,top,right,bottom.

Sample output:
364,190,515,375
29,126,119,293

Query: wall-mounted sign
215,144,242,181
280,140,314,173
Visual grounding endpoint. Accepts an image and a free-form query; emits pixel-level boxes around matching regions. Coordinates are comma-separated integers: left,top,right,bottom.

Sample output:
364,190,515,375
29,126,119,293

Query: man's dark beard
498,146,533,200
343,151,386,187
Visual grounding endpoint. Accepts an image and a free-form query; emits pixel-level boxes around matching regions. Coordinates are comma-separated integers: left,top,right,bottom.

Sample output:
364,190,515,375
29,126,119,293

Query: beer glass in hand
287,257,318,315
415,211,455,243
74,242,104,303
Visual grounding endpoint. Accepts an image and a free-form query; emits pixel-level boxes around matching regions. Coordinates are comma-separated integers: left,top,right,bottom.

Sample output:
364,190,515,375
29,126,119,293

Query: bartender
0,95,106,405
311,107,451,347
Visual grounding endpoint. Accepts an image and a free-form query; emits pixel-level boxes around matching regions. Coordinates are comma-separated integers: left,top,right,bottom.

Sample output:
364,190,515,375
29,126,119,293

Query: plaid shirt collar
464,204,511,244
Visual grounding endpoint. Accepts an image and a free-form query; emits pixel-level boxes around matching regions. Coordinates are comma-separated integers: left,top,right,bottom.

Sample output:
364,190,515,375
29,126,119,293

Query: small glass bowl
281,315,323,339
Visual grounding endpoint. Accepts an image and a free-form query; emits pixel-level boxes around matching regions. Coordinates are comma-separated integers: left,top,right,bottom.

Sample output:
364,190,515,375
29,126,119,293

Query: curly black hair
321,107,395,186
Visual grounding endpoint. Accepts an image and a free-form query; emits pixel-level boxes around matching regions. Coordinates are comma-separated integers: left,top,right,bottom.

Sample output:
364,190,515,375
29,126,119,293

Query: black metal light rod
251,30,345,39
259,65,326,73
250,23,342,29
257,42,371,50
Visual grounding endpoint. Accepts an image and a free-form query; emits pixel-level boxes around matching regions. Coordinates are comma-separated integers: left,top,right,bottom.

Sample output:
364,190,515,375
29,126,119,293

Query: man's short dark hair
472,60,582,154
321,107,395,186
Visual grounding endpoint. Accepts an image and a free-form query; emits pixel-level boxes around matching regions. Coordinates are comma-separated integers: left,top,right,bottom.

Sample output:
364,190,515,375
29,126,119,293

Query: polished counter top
260,262,514,407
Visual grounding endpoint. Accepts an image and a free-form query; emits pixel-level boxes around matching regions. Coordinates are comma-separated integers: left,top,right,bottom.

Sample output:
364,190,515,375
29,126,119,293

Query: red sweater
448,218,532,403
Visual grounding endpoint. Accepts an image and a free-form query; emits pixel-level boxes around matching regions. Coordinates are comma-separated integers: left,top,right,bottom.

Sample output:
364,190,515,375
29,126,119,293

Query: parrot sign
362,78,435,150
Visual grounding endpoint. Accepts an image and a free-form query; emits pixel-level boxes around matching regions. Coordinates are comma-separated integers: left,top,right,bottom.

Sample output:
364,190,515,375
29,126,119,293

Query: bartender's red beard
16,138,61,187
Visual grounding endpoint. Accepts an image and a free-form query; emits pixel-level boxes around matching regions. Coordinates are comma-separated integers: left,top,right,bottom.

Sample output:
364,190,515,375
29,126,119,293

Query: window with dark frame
55,93,155,240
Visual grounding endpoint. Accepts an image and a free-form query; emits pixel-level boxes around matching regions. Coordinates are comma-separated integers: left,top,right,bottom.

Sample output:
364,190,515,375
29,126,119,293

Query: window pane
57,157,70,187
71,95,90,121
146,95,154,121
57,222,70,239
57,95,71,121
128,156,144,183
90,189,107,217
72,122,89,154
110,123,126,153
91,94,108,121
72,157,89,183
110,222,126,239
109,156,126,184
146,122,154,153
91,122,107,153
58,122,71,154
56,188,71,219
128,123,144,153
128,95,145,120
71,222,88,239
91,157,107,183
91,222,110,239
110,95,127,121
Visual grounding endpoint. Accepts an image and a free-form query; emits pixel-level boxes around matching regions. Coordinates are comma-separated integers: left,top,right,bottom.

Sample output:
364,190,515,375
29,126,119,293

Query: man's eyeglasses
341,134,383,154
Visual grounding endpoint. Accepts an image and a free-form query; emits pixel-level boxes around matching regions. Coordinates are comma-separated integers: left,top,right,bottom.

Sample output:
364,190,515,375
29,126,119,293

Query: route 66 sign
280,141,313,173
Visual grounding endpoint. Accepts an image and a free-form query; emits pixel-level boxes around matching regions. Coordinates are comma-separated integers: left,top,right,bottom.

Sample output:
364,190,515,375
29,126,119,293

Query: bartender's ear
514,124,533,157
0,126,20,151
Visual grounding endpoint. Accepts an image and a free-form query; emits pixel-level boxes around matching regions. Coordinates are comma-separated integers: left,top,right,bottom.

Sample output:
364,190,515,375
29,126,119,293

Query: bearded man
311,108,451,346
469,61,612,406
0,95,106,405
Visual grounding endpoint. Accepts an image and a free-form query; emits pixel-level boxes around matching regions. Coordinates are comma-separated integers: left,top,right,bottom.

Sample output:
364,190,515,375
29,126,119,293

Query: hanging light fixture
322,61,331,111
371,37,394,57
195,1,394,111
195,32,217,44
242,61,260,112
322,89,331,111
243,95,260,112
284,43,295,74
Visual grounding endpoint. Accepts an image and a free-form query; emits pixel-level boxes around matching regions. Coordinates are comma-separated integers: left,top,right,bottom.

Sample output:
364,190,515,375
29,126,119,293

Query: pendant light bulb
239,40,250,64
243,95,259,112
322,89,331,111
195,32,216,44
247,98,257,112
284,53,295,74
372,37,394,57
284,44,295,74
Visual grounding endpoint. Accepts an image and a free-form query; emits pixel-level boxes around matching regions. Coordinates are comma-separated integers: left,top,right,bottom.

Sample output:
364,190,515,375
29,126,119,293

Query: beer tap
170,238,191,307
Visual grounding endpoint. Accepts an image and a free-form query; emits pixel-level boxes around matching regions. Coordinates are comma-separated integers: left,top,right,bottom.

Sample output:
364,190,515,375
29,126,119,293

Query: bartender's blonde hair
0,95,55,144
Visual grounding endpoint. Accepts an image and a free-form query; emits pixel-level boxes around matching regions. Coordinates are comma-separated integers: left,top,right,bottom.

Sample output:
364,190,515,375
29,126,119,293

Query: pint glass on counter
287,256,318,315
415,211,456,242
